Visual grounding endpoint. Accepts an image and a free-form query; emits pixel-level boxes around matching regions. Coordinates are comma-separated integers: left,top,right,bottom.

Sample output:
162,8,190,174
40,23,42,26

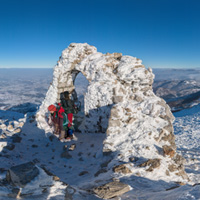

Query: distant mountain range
153,79,200,112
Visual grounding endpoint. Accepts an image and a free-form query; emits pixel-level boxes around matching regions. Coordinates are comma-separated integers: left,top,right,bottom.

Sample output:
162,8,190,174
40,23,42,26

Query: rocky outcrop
36,43,187,183
113,163,132,174
2,163,71,199
6,162,39,187
138,159,161,172
93,181,130,199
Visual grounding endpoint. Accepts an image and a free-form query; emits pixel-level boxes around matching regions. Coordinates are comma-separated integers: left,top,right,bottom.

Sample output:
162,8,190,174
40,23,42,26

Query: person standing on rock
47,104,66,142
60,91,78,141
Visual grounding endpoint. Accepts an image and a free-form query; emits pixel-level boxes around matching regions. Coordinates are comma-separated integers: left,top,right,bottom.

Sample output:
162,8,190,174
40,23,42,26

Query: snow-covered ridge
36,43,188,183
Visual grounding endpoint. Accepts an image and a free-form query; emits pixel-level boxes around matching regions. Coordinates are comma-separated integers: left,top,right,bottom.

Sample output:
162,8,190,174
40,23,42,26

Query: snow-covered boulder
36,43,188,183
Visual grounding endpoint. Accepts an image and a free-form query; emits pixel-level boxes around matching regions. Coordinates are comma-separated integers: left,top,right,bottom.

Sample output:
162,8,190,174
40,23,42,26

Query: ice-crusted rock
93,181,131,199
36,43,187,182
6,162,39,187
1,164,71,199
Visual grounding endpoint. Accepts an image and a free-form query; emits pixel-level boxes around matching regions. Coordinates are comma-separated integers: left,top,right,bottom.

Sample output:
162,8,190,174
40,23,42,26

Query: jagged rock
166,170,170,176
93,181,130,199
53,176,60,181
113,96,124,103
134,95,143,102
109,119,122,127
173,154,186,165
163,145,175,158
0,133,7,139
139,159,161,172
0,124,6,130
6,162,39,187
13,128,21,134
127,117,136,124
176,182,186,186
135,172,141,176
168,164,177,172
113,164,132,174
110,107,120,118
175,169,189,180
7,125,14,132
18,122,24,128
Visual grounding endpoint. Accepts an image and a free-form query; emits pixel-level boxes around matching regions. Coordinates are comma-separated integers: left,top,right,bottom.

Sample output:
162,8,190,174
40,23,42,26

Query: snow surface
1,102,200,199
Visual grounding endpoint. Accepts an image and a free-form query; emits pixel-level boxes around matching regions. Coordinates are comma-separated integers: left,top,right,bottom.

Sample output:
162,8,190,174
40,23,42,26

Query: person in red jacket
48,104,66,141
48,104,58,134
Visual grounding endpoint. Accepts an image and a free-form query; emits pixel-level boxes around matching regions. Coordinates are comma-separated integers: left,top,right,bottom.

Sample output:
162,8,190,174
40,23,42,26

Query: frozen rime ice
37,43,188,183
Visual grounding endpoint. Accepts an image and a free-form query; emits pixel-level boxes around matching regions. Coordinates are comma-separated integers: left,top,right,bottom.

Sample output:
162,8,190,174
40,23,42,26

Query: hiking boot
69,135,73,140
70,134,77,141
59,130,65,140
60,138,67,143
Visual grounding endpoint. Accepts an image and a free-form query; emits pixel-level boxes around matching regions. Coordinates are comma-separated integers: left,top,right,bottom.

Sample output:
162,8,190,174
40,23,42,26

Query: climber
60,91,79,141
47,104,58,134
47,103,66,142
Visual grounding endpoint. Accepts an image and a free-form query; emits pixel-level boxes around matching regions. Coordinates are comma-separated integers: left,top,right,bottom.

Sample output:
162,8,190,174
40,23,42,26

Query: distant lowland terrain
0,69,53,111
1,68,200,113
153,68,200,112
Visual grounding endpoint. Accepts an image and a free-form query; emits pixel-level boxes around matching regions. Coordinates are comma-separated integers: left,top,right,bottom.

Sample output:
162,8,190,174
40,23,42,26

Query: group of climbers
47,91,80,142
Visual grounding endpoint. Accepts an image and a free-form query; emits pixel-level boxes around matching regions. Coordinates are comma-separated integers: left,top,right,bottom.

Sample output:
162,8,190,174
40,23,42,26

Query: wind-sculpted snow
36,43,188,184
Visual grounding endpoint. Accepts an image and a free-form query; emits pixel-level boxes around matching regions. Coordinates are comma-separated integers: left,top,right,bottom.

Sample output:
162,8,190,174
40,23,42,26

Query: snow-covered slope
0,104,200,199
0,64,200,199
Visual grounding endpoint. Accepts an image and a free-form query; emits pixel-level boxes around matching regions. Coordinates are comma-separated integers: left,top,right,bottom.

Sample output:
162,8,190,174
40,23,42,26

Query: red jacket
54,103,65,118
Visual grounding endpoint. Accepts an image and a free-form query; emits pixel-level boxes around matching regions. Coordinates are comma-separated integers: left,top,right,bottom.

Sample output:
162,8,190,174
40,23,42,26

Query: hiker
47,103,66,142
60,91,78,140
47,104,58,134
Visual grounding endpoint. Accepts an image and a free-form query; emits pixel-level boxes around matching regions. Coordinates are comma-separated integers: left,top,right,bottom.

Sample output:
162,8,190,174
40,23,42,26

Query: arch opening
73,71,89,132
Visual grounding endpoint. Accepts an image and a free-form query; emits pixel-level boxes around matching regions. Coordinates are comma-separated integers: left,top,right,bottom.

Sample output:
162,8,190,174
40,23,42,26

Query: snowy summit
37,43,188,184
1,43,198,200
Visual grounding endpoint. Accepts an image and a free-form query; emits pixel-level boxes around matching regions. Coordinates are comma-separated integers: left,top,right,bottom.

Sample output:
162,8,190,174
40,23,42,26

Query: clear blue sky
0,0,199,68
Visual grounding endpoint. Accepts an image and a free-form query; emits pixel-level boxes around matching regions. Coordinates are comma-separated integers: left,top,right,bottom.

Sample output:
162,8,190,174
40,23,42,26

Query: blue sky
0,0,199,68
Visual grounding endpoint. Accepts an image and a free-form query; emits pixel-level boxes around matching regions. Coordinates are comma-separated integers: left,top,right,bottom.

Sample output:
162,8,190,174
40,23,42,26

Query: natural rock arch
36,43,188,182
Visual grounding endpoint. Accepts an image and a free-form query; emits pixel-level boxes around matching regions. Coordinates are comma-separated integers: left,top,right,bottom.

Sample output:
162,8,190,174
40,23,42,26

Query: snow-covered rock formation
36,43,188,183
